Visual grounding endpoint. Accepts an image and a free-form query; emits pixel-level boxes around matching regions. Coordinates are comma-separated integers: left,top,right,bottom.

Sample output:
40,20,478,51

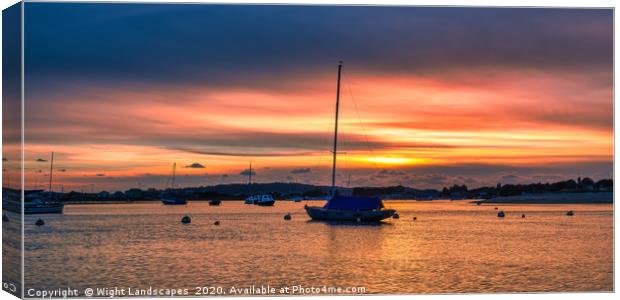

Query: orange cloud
21,67,612,191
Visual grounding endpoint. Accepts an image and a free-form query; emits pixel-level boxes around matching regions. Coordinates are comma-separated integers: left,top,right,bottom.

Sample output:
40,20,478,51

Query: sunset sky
14,4,613,192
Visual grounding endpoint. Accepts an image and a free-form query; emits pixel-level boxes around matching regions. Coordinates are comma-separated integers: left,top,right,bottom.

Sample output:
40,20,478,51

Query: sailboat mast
331,62,343,195
49,152,54,192
172,162,176,188
248,162,253,194
249,162,252,185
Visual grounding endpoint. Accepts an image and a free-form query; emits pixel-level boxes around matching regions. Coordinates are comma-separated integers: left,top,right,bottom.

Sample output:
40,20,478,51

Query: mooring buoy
413,217,417,221
284,213,291,220
214,221,220,225
497,211,505,218
181,215,191,224
566,210,574,216
521,214,526,218
35,218,45,226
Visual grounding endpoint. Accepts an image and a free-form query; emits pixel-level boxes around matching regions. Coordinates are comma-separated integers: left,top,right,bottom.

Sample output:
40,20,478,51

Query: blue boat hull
4,203,64,214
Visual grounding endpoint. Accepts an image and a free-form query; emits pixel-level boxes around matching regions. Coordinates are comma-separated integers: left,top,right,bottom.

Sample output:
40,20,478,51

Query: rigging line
342,70,380,171
340,134,348,188
164,173,168,190
309,120,335,183
165,164,173,189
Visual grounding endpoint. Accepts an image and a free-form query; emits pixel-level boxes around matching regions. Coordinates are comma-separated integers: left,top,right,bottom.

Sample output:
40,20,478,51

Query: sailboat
2,152,65,215
4,152,64,214
161,163,187,205
243,163,275,206
304,62,396,222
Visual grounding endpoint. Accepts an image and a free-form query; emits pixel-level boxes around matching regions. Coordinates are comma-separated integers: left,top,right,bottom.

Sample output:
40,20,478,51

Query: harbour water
16,200,613,295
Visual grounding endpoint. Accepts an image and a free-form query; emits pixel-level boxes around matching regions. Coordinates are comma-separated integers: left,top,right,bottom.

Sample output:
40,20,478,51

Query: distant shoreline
59,193,614,205
61,199,248,205
475,192,613,204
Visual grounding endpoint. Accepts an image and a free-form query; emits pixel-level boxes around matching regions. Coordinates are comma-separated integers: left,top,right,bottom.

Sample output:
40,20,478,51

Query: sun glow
362,157,422,165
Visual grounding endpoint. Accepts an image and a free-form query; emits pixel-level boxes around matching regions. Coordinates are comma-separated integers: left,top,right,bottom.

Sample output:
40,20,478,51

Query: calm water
17,200,613,295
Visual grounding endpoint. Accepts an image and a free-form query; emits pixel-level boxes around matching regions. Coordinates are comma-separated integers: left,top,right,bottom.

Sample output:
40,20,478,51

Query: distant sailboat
161,163,187,205
243,163,275,206
304,62,396,222
288,179,303,202
4,152,64,214
244,163,255,204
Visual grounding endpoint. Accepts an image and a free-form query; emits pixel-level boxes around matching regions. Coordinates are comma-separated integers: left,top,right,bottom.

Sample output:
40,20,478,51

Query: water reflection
305,220,392,227
22,200,613,294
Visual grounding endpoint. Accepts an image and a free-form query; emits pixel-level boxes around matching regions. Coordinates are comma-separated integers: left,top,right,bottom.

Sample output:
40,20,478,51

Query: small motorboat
209,199,222,206
248,194,275,206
